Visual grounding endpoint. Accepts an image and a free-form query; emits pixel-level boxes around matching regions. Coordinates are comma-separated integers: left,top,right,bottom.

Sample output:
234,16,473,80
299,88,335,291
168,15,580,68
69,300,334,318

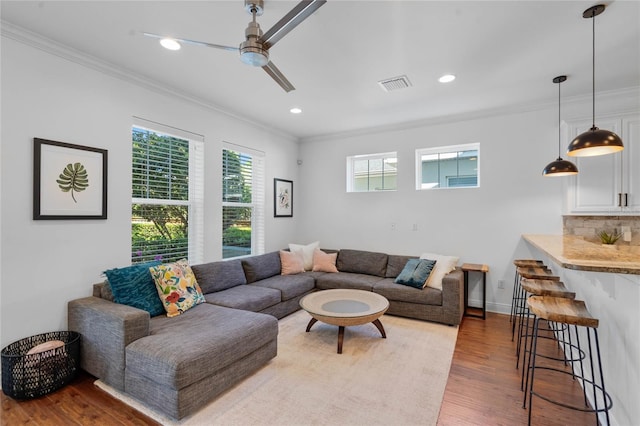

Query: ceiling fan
144,0,326,92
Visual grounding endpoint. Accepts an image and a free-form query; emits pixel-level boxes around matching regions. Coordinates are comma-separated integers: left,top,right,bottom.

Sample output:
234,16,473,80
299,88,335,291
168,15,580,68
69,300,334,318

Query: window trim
415,143,480,190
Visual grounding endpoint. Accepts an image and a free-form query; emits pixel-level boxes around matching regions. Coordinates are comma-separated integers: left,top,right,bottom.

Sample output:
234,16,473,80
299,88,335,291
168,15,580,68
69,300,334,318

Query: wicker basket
1,331,80,400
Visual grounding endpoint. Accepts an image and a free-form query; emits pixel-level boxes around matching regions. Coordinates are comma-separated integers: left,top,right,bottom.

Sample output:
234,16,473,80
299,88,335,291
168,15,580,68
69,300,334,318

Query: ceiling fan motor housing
240,21,269,66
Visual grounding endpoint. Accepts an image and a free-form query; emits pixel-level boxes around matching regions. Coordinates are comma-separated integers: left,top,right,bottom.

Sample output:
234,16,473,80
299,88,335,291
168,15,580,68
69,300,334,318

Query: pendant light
567,4,623,157
543,76,578,177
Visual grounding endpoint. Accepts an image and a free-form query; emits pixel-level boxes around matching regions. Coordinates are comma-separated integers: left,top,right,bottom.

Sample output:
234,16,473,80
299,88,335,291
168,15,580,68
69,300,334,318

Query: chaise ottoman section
124,303,278,419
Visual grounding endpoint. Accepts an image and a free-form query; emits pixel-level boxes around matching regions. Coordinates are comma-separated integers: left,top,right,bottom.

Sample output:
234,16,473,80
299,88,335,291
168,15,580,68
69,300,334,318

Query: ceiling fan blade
260,0,326,49
143,32,238,52
262,61,295,92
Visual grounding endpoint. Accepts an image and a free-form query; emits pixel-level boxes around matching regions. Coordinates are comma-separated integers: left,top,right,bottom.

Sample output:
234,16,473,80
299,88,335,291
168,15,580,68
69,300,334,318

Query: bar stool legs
516,278,575,385
511,260,544,340
525,296,613,426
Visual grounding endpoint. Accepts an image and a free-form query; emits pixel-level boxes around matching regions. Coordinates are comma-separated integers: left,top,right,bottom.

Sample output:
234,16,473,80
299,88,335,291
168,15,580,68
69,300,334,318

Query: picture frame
33,138,108,220
274,178,293,217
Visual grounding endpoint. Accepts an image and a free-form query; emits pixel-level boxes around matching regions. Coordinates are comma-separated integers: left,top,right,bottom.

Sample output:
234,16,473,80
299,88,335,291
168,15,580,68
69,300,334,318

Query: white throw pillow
420,252,460,290
288,241,320,271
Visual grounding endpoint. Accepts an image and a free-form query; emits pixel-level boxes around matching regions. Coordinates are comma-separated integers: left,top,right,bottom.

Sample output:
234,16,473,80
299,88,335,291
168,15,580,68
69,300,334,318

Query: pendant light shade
567,4,623,157
543,76,578,177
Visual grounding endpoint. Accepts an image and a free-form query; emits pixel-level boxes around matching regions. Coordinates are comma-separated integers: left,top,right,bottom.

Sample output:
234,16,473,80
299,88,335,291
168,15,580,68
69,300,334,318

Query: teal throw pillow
394,259,437,289
104,261,163,316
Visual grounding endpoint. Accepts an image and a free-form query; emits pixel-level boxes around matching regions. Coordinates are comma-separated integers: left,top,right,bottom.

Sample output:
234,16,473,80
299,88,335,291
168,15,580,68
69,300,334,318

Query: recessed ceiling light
438,74,456,83
290,107,302,114
160,38,181,51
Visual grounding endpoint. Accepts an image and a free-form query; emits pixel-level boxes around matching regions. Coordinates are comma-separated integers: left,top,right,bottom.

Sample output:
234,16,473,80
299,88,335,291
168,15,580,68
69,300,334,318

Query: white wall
296,108,561,312
295,90,639,314
0,36,300,348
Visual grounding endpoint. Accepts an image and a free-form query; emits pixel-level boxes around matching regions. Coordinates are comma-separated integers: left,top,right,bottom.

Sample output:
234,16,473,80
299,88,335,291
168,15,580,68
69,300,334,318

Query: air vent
378,75,412,92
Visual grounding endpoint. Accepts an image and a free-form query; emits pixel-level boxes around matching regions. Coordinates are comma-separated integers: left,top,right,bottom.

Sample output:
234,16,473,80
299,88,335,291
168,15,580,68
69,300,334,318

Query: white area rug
95,310,458,426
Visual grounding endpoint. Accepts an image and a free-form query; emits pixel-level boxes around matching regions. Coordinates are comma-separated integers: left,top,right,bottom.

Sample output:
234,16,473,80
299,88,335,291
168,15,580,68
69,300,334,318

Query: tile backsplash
563,215,640,246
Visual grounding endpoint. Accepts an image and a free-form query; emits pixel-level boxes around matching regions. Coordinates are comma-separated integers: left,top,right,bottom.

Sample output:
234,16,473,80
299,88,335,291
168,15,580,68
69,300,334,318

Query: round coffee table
299,289,389,354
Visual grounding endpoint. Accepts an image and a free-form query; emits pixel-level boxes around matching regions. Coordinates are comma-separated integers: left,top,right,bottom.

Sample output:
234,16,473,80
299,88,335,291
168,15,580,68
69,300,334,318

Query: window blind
222,143,265,259
131,123,204,264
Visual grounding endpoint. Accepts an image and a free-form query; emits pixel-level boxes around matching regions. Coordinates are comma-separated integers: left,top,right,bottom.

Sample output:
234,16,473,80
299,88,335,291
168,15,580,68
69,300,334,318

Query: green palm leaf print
56,162,89,203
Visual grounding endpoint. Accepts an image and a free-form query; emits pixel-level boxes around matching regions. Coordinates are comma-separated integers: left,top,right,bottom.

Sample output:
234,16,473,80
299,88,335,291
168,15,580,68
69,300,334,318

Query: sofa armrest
441,268,464,325
68,296,150,390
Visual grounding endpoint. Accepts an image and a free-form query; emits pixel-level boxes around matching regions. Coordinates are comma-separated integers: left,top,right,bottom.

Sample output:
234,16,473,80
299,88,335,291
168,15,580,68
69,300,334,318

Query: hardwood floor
1,313,597,425
439,312,597,425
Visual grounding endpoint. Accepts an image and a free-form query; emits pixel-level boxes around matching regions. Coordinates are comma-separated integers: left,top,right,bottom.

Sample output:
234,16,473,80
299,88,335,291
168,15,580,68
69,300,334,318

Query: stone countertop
523,234,640,275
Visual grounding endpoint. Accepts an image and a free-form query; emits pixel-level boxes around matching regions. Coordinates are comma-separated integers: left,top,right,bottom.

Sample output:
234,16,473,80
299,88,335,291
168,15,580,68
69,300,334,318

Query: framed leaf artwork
33,138,108,220
274,178,293,217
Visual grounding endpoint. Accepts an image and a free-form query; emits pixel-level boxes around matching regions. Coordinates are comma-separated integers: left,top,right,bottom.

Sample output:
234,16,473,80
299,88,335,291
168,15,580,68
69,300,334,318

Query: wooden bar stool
517,279,575,389
525,296,612,426
513,266,559,341
511,260,545,326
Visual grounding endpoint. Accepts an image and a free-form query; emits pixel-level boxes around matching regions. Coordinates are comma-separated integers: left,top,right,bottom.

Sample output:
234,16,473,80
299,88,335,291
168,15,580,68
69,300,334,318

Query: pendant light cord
591,8,596,128
558,80,562,157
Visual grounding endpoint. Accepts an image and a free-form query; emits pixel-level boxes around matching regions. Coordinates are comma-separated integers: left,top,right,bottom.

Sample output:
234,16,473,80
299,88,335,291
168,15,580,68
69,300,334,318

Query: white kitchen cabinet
565,114,639,214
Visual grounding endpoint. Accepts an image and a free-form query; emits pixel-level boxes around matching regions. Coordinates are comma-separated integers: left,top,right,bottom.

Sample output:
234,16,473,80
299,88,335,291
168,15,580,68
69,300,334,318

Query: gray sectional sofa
68,248,463,420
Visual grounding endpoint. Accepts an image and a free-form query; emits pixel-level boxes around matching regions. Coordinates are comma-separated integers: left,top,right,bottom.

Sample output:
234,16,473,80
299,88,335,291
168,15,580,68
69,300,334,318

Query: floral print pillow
150,259,205,317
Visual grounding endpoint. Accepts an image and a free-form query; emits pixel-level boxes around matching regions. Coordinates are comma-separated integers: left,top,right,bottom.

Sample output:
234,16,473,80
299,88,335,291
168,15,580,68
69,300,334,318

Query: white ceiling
2,1,639,140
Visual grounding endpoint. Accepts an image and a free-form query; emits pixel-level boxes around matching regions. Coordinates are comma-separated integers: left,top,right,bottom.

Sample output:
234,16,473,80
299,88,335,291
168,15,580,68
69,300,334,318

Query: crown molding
0,20,298,142
301,86,640,144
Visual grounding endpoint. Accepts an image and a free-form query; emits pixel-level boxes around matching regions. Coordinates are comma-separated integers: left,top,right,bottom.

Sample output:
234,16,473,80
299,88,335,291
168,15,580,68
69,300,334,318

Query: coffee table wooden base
305,317,387,354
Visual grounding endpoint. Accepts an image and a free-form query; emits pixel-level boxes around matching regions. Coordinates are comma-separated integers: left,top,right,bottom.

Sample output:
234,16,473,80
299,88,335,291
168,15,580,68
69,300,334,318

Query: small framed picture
33,138,108,220
274,178,293,217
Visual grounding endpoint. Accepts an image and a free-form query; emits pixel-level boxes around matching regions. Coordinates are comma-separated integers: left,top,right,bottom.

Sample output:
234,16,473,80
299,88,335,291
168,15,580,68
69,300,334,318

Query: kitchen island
523,234,639,274
522,234,639,426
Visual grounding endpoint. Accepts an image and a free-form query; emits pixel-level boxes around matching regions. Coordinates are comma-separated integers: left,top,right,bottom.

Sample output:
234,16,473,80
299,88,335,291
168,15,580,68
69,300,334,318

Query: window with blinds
131,124,203,264
415,143,480,190
222,145,264,259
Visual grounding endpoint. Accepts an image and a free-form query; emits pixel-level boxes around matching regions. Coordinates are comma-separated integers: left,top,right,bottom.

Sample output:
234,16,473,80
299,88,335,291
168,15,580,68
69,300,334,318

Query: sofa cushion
373,278,443,305
394,259,437,289
279,250,306,275
385,255,418,278
242,252,281,283
104,260,163,317
315,272,385,291
191,259,246,293
251,274,316,301
126,303,278,390
336,249,388,277
150,259,205,317
203,285,281,312
312,249,338,273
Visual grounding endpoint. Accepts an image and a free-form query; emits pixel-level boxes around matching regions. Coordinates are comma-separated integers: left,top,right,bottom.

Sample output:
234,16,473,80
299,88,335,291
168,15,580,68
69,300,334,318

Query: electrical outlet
391,223,397,231
412,223,418,231
498,280,505,289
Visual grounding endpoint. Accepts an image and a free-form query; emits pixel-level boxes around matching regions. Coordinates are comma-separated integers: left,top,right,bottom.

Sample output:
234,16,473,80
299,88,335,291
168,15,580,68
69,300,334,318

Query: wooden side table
461,263,489,320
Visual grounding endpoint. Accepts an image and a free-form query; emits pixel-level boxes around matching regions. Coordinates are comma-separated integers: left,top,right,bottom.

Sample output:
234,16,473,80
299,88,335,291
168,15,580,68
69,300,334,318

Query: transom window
347,152,397,192
416,143,479,190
